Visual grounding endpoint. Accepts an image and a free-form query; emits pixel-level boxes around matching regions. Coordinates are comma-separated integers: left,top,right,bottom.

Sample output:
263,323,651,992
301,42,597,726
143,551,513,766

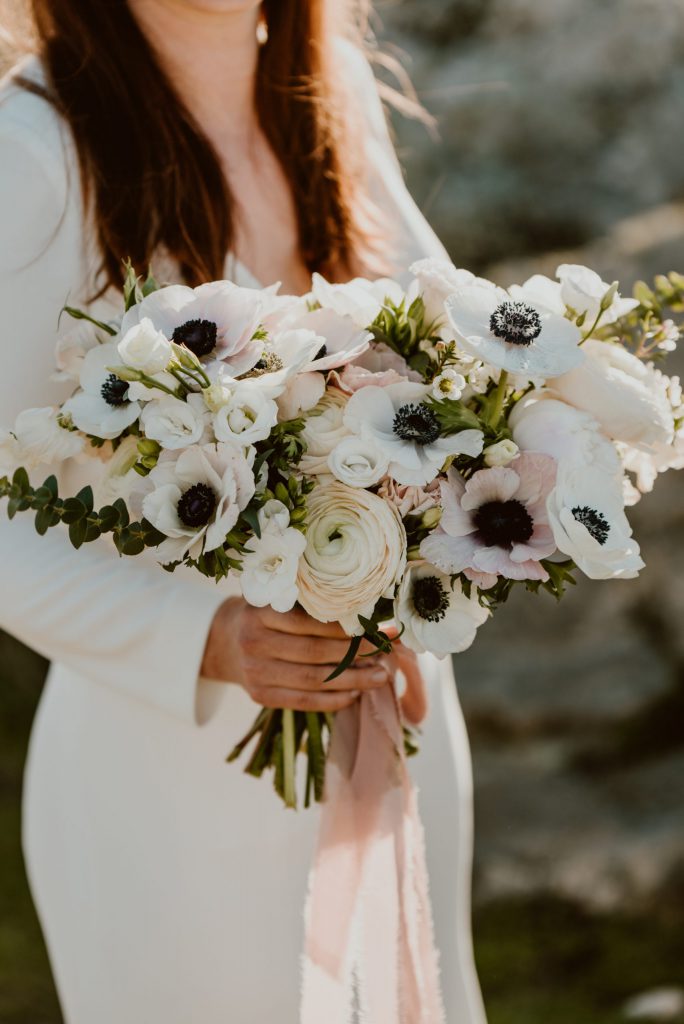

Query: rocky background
1,1,684,1021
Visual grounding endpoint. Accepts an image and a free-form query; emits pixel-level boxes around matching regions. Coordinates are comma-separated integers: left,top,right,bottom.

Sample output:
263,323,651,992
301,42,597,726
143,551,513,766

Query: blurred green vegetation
1,633,683,1024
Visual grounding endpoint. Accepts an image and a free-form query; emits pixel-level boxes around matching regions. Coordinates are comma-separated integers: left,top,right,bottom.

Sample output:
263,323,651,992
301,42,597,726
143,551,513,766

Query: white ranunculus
547,464,644,580
213,383,278,447
2,407,85,469
62,343,141,440
410,258,496,329
551,339,674,451
327,435,389,488
394,561,489,658
95,435,139,505
446,284,583,380
510,392,621,475
117,317,172,375
142,442,255,563
483,439,519,467
344,380,484,487
297,481,407,634
299,389,349,475
556,264,638,327
240,527,307,613
140,393,210,450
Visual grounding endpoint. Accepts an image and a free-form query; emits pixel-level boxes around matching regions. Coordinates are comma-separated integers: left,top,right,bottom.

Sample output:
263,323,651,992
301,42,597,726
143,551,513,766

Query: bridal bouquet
2,260,683,806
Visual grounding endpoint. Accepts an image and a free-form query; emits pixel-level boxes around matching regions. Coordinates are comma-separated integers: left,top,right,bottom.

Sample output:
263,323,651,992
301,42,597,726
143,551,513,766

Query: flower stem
488,369,509,428
282,708,297,809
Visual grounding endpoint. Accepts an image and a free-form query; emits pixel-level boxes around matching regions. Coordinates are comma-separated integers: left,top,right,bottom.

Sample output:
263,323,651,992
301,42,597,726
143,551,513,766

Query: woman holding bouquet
0,1,486,1020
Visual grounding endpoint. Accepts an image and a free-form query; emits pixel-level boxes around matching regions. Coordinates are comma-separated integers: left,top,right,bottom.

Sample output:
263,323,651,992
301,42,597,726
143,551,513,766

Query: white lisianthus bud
431,369,466,401
117,317,172,374
483,439,519,467
421,506,442,529
258,498,290,535
203,381,232,413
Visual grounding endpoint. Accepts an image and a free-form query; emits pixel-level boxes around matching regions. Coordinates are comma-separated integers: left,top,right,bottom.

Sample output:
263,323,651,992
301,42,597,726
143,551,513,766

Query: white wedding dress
0,52,487,1024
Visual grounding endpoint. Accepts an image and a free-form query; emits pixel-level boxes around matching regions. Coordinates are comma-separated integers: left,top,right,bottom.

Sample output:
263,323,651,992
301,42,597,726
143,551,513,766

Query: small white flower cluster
2,256,683,665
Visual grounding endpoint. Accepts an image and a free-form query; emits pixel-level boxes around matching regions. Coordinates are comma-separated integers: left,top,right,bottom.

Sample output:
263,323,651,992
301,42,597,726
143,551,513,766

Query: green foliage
122,259,160,311
596,272,684,360
370,294,438,372
0,469,163,557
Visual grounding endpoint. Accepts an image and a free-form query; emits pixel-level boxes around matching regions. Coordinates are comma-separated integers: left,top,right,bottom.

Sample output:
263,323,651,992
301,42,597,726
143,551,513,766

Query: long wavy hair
3,0,414,294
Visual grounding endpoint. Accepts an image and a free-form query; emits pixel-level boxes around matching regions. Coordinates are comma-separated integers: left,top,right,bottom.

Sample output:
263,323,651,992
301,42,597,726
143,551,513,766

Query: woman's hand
201,599,393,713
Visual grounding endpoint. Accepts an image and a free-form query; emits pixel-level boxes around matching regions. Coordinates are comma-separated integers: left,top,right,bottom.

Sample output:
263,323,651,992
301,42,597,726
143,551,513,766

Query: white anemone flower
311,272,388,327
119,281,264,375
410,257,497,329
62,343,141,440
445,284,583,379
213,383,279,447
344,381,484,486
242,328,323,396
556,264,639,327
394,561,489,658
239,527,307,613
140,393,211,450
142,442,255,563
547,464,644,579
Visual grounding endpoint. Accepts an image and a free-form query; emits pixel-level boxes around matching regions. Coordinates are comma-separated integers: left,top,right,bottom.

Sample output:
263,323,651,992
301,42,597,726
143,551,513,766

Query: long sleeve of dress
0,85,227,724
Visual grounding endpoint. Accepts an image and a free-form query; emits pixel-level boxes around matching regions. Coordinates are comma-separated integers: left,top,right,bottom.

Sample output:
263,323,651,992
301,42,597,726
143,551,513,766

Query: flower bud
421,506,442,529
106,364,143,382
203,381,232,413
483,439,519,467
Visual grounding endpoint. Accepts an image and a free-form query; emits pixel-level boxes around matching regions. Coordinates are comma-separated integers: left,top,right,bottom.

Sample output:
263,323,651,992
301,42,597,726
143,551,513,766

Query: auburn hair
8,0,388,294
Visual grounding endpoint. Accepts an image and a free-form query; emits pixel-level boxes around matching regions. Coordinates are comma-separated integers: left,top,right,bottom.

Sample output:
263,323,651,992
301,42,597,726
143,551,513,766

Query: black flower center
177,483,217,529
247,351,285,377
393,402,441,446
100,373,129,407
313,343,328,362
412,576,450,622
572,505,610,546
490,301,542,347
172,319,218,358
474,498,534,548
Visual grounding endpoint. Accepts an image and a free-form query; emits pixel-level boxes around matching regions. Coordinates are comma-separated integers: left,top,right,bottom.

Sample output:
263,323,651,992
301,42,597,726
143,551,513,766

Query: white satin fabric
0,50,487,1023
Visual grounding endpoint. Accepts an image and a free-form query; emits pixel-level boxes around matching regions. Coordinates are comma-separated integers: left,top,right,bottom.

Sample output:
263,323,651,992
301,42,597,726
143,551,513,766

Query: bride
0,1,487,1020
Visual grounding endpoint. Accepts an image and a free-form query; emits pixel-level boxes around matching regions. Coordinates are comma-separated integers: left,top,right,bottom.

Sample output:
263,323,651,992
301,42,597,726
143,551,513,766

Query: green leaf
325,635,362,682
61,497,86,524
240,504,261,539
112,498,130,528
69,519,87,549
97,505,120,532
12,467,29,492
34,506,53,536
75,485,94,513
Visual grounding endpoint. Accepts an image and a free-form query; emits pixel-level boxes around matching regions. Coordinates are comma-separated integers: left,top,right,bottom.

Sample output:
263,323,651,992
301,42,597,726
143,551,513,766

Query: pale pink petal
461,466,520,510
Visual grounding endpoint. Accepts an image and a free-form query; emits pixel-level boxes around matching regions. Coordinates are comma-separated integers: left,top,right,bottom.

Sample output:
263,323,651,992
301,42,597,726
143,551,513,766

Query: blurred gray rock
383,0,684,270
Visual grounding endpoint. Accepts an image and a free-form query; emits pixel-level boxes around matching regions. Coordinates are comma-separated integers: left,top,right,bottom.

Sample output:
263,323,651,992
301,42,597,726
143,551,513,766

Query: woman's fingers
242,657,392,693
246,630,378,665
255,606,349,639
246,685,360,713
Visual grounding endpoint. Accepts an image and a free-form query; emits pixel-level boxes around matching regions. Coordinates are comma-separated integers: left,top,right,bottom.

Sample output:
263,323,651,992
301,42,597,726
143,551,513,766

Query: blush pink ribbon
301,685,446,1024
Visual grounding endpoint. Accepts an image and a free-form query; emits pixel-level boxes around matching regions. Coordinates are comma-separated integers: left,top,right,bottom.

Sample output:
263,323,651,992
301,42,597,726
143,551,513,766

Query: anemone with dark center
572,505,610,546
172,318,218,359
392,402,441,446
177,483,218,529
473,498,534,549
100,373,130,407
489,300,542,347
412,575,450,622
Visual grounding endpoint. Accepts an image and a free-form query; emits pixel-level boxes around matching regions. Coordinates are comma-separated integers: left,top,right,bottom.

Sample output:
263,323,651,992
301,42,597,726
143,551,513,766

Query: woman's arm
0,92,228,723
